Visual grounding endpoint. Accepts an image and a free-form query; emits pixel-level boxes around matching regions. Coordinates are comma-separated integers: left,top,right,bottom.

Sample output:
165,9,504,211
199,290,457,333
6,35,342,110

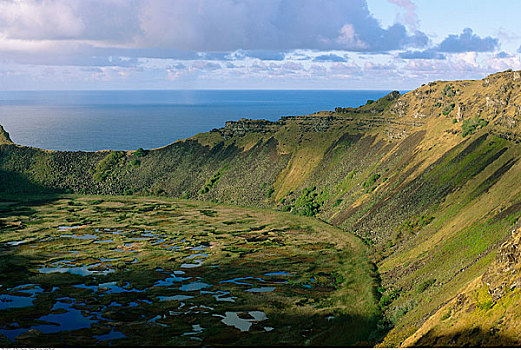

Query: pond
0,197,372,347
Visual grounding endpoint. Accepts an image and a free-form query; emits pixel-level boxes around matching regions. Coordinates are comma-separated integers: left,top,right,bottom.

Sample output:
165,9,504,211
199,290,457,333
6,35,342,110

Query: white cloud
0,0,84,40
0,0,511,90
386,0,418,31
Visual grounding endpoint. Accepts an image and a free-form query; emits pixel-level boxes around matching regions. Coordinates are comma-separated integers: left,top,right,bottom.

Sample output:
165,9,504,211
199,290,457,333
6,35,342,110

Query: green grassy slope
402,226,521,347
3,70,521,346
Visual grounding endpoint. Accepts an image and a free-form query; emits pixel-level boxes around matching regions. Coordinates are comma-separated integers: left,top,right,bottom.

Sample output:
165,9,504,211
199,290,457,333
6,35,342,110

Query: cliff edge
0,125,13,144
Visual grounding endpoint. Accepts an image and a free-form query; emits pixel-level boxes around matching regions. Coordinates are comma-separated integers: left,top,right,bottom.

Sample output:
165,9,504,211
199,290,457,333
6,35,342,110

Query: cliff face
219,119,283,139
2,70,521,346
0,125,13,144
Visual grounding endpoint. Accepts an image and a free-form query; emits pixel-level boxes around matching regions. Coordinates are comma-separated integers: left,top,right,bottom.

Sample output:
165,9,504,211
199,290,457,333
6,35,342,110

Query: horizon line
0,88,402,92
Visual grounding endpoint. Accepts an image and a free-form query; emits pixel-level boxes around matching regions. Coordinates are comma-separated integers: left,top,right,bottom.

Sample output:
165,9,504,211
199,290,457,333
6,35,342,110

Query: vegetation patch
461,117,489,137
93,151,125,182
280,186,327,217
396,215,434,237
379,289,401,309
442,84,456,97
416,278,436,294
199,170,223,194
362,173,381,193
442,103,455,116
133,148,147,157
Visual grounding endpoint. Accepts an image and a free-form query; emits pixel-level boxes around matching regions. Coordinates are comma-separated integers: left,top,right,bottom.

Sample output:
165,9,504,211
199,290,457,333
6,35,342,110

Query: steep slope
2,69,521,346
0,125,12,145
402,227,521,347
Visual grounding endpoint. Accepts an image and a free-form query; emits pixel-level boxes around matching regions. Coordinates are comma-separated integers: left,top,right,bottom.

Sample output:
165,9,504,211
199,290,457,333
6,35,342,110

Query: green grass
199,170,223,194
462,117,489,137
93,151,125,181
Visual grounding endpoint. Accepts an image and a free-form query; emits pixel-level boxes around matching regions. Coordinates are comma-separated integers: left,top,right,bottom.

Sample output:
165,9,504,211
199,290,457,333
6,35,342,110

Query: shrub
379,289,401,308
200,171,222,194
477,300,494,310
396,215,434,237
293,186,324,217
462,117,489,137
442,103,455,115
282,205,292,212
93,151,125,181
442,84,456,97
362,173,381,192
134,147,147,157
416,278,436,293
441,310,452,320
361,232,374,246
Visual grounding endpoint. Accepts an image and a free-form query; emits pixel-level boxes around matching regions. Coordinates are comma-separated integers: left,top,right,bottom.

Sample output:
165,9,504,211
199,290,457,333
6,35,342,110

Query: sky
0,0,520,90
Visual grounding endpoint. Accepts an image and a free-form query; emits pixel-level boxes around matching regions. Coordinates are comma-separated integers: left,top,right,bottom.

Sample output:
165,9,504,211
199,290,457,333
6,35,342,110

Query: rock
219,119,283,139
455,103,464,122
495,115,519,129
0,125,13,144
390,100,409,118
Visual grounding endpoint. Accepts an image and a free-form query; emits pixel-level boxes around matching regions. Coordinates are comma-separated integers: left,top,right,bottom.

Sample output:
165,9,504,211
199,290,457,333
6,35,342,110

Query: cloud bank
0,0,516,90
0,0,428,62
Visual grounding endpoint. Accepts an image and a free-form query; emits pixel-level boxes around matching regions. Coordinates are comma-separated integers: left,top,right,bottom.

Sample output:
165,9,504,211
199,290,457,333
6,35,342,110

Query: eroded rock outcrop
0,125,13,144
219,118,283,139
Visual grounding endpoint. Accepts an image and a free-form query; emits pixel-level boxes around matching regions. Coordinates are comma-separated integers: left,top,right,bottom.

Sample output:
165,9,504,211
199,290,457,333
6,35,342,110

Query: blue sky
0,0,520,90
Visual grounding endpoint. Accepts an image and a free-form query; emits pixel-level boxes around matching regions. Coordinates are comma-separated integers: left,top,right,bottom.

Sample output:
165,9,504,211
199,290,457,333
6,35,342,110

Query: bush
282,205,292,212
292,186,324,217
442,84,456,97
462,117,489,137
93,151,125,181
416,278,436,293
362,173,381,192
441,310,452,320
379,289,401,308
361,232,374,246
200,171,222,194
134,147,147,157
396,215,434,237
442,103,455,115
477,300,494,310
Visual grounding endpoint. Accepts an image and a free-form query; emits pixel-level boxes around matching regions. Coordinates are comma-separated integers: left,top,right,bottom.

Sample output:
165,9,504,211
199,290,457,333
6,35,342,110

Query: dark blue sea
0,90,391,151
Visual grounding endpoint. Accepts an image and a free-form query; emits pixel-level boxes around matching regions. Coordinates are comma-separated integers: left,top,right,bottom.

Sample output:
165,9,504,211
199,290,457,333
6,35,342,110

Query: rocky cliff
0,125,13,144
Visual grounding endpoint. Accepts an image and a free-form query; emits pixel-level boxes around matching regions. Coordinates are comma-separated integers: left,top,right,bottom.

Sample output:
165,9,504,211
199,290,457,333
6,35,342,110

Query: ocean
0,90,391,151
